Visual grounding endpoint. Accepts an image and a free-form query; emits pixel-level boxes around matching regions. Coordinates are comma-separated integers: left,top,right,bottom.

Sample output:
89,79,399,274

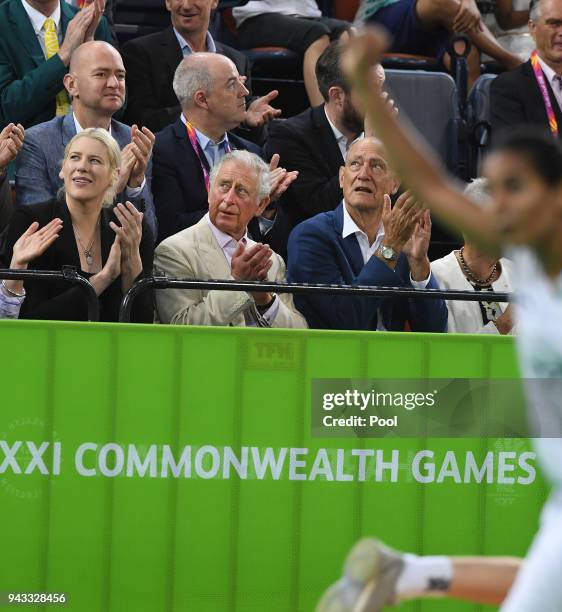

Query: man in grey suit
15,40,156,234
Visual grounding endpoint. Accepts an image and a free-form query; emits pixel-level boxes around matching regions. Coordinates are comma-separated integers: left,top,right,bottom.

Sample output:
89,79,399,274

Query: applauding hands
92,202,144,295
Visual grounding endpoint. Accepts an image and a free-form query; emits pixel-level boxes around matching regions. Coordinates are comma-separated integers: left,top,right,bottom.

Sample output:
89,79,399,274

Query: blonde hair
62,128,122,206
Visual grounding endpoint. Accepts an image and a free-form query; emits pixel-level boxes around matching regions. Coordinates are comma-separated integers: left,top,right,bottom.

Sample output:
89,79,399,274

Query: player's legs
317,537,521,611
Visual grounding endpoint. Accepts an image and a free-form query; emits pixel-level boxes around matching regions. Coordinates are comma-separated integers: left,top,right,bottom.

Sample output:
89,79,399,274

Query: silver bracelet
1,279,25,298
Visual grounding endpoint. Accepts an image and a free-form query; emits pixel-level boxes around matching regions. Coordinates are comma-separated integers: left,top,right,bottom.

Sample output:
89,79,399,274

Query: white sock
395,554,454,600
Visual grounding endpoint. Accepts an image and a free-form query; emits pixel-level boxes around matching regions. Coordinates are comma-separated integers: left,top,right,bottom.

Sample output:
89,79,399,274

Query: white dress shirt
341,204,430,287
21,0,61,58
537,55,562,112
206,214,279,325
324,107,348,161
324,106,364,161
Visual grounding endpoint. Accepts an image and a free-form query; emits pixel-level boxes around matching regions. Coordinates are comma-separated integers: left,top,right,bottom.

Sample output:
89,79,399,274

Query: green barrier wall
0,321,548,612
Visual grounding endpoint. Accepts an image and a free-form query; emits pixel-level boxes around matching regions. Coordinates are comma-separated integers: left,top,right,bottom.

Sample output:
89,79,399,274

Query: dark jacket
265,104,348,227
121,26,251,132
152,117,261,243
287,203,448,332
491,59,562,138
4,198,154,322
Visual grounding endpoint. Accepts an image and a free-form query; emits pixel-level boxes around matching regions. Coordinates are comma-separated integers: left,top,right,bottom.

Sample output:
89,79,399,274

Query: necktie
43,18,70,116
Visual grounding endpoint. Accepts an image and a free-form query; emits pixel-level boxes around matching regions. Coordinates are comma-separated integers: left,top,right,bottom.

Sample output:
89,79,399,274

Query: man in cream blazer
154,150,307,328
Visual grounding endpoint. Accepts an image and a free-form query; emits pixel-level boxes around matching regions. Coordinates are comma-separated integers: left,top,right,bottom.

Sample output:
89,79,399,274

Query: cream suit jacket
154,217,308,328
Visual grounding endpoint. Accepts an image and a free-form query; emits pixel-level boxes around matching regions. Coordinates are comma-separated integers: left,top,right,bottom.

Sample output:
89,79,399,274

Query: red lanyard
185,120,231,191
530,50,559,137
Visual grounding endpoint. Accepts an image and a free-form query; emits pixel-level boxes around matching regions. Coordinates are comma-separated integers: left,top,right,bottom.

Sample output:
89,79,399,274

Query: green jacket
0,0,114,130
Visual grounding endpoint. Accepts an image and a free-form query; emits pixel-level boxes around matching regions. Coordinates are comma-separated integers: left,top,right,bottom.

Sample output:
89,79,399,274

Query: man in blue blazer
287,137,448,331
0,0,113,130
153,52,296,259
15,41,156,235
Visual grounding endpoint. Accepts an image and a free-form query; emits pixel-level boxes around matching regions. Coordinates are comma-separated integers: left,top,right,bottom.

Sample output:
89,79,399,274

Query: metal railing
0,267,99,322
118,276,511,323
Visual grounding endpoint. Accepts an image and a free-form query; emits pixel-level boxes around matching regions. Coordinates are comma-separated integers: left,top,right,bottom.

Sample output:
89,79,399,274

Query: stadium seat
467,73,496,177
385,69,459,171
113,0,170,45
385,69,461,257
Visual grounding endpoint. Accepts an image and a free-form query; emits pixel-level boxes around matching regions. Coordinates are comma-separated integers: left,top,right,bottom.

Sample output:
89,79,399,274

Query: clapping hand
0,123,24,172
83,0,106,41
403,209,432,280
127,125,155,189
10,219,62,269
269,154,299,203
110,202,143,263
6,218,62,296
231,241,274,306
381,191,422,251
110,202,144,293
58,1,103,64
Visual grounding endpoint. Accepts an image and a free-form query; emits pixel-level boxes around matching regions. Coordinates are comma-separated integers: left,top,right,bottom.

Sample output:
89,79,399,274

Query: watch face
381,246,396,260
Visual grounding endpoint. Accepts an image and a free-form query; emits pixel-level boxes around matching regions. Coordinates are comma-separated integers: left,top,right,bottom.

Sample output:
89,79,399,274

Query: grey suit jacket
154,216,307,328
15,113,156,233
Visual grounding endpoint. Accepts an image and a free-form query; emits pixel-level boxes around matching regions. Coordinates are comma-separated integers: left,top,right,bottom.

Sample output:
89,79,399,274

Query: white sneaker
316,538,404,612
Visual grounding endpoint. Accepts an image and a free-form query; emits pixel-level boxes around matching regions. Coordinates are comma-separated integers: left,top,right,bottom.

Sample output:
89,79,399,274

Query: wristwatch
377,245,398,262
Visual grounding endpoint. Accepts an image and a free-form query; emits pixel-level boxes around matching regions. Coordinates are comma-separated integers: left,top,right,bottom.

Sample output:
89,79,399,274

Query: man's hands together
231,241,274,306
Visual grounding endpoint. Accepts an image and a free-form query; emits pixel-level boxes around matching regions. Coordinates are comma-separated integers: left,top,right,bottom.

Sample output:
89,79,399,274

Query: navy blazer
152,117,261,243
15,113,156,235
287,203,448,331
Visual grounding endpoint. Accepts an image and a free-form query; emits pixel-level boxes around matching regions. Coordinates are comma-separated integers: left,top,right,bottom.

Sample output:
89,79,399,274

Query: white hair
463,177,492,209
172,53,214,109
530,0,541,22
210,150,271,201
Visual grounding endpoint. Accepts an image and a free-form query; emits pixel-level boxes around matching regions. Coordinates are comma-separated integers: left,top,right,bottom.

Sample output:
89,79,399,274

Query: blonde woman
5,128,154,322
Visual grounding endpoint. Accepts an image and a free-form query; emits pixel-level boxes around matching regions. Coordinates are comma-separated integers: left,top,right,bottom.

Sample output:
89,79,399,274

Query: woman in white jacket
431,177,516,334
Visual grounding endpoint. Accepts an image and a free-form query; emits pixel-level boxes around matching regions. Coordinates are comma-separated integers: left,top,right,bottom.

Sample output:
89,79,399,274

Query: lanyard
185,120,231,191
530,50,559,137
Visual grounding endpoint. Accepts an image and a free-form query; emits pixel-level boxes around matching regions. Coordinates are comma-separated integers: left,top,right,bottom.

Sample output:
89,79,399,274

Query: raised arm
342,28,503,253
